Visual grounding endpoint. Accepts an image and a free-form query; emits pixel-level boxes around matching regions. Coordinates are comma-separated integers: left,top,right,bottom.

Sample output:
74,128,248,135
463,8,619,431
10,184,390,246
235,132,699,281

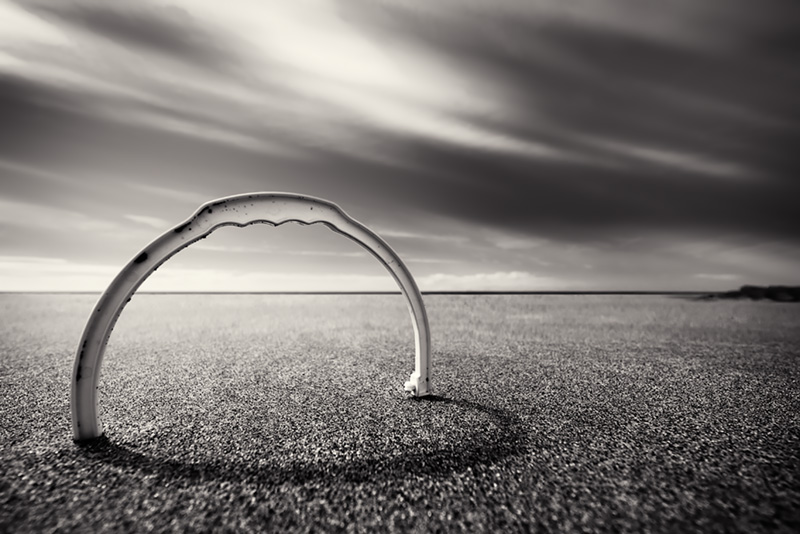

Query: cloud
375,228,467,244
0,256,118,291
581,137,751,180
138,270,396,292
0,257,560,292
0,197,119,234
13,0,233,69
322,1,800,246
693,273,739,281
418,271,562,291
1,0,798,291
192,244,266,254
405,258,458,264
192,242,366,258
0,254,387,292
124,183,211,206
487,234,548,251
124,214,170,229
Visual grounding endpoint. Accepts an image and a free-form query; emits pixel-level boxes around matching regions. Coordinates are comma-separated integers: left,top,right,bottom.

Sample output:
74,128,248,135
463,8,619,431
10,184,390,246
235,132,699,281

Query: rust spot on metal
174,222,190,233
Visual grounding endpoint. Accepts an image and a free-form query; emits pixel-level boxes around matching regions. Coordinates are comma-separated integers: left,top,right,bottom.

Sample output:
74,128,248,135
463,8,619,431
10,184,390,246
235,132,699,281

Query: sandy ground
1,294,799,532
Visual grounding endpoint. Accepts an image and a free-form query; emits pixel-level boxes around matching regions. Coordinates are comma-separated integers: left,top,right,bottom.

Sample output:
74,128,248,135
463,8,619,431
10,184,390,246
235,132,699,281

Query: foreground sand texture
2,294,799,532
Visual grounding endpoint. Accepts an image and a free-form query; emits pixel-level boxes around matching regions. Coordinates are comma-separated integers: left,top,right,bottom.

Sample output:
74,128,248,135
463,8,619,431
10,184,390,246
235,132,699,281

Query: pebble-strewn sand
1,294,799,532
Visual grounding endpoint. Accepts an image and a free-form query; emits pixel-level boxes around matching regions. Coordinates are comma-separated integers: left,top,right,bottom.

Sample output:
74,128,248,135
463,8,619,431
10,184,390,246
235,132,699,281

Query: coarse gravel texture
1,294,799,533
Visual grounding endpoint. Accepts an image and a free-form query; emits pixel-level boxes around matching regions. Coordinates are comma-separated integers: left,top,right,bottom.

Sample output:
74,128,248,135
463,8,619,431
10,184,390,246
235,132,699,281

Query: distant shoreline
695,285,800,302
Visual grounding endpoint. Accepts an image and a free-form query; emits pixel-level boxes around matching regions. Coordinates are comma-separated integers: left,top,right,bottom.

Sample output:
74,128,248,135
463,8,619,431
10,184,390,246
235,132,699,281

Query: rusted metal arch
71,192,432,442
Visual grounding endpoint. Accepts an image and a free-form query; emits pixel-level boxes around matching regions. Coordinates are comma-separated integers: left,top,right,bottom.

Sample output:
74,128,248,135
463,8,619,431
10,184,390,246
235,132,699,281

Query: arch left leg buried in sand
71,192,432,442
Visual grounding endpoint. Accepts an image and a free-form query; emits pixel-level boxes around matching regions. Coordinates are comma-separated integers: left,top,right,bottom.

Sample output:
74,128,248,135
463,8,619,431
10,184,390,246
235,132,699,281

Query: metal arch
71,192,432,442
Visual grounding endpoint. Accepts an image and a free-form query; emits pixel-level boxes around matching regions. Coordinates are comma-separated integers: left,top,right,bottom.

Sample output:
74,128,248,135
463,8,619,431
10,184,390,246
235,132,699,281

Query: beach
2,294,799,532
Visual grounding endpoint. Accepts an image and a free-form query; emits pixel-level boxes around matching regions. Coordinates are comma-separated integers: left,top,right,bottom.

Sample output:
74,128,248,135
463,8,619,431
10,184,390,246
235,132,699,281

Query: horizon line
1,290,714,295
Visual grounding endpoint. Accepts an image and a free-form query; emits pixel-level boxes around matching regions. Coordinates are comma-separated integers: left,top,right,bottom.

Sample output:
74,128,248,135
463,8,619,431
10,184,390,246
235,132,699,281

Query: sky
1,0,798,292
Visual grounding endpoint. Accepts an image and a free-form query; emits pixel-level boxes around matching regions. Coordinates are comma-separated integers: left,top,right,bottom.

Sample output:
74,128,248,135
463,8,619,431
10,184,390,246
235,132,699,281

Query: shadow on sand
74,395,528,486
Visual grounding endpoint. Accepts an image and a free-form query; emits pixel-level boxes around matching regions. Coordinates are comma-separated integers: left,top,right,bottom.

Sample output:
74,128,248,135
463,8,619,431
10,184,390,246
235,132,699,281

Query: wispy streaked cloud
405,257,459,265
123,214,170,229
191,243,266,254
693,273,740,281
11,0,234,68
375,228,468,244
418,271,563,291
1,0,798,291
124,183,211,206
0,256,118,291
580,137,752,180
0,198,119,234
